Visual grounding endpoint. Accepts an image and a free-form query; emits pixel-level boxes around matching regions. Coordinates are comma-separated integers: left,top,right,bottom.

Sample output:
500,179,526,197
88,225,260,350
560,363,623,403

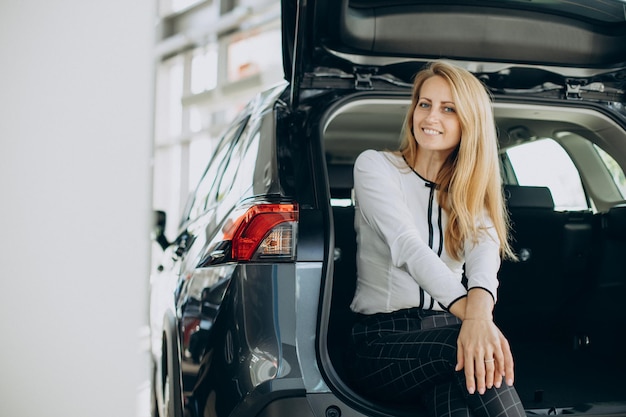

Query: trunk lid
281,0,626,107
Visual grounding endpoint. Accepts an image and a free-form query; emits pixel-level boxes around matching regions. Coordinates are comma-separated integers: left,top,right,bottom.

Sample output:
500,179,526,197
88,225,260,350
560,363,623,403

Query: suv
149,1,626,416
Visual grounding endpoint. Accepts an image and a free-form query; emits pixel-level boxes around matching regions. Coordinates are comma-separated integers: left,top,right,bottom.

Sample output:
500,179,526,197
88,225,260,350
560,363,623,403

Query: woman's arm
463,222,501,302
450,289,515,395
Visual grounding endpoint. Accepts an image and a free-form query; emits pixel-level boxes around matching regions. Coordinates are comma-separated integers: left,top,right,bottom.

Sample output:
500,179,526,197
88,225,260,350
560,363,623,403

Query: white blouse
349,150,501,314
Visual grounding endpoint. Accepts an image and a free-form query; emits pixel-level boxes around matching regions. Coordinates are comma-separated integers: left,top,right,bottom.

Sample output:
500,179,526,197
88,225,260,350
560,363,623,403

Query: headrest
504,185,555,210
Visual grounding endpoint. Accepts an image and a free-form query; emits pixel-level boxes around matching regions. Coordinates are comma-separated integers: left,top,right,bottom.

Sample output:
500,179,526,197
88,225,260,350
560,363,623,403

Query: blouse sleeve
353,150,467,309
463,219,501,303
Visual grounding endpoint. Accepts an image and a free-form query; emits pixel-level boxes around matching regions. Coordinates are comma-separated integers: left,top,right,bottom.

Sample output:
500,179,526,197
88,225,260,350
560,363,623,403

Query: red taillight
223,203,298,261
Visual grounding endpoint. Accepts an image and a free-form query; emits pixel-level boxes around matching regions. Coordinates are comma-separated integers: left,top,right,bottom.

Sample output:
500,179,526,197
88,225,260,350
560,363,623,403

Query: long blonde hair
399,61,515,261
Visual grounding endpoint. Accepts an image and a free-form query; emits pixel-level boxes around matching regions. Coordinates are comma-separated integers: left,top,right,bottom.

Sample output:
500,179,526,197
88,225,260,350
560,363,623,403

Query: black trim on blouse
403,155,446,311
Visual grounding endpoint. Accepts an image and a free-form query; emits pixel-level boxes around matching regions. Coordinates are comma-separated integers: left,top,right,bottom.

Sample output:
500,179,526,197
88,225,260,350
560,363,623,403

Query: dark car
149,1,626,416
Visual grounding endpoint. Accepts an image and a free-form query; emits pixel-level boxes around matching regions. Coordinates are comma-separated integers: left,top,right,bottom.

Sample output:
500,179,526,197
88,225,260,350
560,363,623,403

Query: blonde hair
399,61,515,261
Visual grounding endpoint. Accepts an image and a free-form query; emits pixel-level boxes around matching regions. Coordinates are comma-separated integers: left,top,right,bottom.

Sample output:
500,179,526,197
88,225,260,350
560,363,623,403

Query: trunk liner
511,339,626,410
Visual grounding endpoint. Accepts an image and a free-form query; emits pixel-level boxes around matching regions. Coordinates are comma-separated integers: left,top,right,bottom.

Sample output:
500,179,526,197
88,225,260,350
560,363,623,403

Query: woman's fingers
464,350,477,394
493,347,505,388
458,320,514,395
499,331,515,386
456,339,465,372
472,350,497,395
484,355,495,390
473,354,487,394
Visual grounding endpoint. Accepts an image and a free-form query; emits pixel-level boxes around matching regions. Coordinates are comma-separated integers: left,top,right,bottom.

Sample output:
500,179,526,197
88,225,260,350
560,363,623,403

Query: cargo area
322,97,626,415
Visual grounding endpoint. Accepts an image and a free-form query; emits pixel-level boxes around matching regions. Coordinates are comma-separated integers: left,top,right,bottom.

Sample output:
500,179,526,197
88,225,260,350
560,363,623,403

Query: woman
349,61,525,417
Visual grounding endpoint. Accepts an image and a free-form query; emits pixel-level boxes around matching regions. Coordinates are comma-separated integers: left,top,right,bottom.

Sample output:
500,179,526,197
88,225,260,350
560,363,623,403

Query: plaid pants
349,308,526,417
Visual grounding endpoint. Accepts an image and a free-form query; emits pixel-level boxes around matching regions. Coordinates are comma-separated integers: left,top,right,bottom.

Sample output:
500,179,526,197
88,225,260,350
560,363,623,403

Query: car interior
322,96,626,414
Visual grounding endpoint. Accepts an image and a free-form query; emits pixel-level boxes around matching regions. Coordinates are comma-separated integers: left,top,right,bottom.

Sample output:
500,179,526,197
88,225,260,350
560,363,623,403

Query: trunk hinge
354,71,373,90
566,82,583,100
566,81,607,100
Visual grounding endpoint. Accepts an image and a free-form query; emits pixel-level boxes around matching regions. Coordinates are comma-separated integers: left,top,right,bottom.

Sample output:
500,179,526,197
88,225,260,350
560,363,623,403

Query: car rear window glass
505,138,588,211
188,141,231,220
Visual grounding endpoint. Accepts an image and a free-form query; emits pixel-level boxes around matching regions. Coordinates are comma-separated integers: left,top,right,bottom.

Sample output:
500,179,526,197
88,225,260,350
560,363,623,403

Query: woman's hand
455,318,514,394
451,288,515,395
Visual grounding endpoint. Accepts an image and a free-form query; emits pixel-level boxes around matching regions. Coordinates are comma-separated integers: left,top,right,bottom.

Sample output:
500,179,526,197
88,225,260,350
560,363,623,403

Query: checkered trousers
349,308,526,417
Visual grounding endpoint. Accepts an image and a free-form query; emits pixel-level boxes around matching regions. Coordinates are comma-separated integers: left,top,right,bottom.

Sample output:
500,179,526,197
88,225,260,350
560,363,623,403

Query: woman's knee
465,384,525,417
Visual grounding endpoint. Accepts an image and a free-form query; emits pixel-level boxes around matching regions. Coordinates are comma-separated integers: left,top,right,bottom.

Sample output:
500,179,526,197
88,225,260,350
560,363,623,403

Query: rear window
504,138,588,211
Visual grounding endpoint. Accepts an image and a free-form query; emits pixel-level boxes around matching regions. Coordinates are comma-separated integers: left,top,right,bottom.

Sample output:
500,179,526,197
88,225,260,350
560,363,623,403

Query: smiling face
412,75,462,158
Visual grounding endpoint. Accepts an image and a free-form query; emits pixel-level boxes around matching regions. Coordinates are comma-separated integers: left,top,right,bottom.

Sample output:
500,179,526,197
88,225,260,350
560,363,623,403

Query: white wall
0,1,154,416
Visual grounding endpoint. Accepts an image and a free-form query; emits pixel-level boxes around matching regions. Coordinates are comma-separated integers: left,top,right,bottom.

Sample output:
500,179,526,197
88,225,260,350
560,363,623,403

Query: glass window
189,103,213,133
214,129,260,222
188,138,231,220
189,136,213,191
186,114,251,221
191,46,218,94
226,29,282,82
225,131,259,200
594,144,626,198
189,106,203,133
215,125,251,203
505,138,588,211
153,145,182,237
168,61,184,137
207,116,250,204
154,56,184,142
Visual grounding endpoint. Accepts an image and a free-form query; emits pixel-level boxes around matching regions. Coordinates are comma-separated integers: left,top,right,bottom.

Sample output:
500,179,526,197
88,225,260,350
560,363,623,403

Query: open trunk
321,93,626,416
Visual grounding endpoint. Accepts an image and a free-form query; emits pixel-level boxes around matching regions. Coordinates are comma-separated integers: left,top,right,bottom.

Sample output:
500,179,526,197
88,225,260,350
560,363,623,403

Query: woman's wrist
463,288,495,321
448,296,467,320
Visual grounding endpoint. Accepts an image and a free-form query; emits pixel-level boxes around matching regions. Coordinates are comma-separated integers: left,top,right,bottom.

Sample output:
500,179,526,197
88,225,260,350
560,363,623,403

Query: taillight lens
223,203,298,261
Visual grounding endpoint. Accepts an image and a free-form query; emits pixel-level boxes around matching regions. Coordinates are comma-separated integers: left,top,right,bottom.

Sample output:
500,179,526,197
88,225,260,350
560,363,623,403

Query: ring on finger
484,358,495,363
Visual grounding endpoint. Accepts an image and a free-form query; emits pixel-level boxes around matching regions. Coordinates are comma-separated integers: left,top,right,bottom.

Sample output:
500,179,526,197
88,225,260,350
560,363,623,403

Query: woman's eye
418,102,430,108
443,106,456,113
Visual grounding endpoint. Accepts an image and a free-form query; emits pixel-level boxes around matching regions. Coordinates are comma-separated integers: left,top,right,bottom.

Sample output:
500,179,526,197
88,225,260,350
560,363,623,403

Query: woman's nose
425,108,439,122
